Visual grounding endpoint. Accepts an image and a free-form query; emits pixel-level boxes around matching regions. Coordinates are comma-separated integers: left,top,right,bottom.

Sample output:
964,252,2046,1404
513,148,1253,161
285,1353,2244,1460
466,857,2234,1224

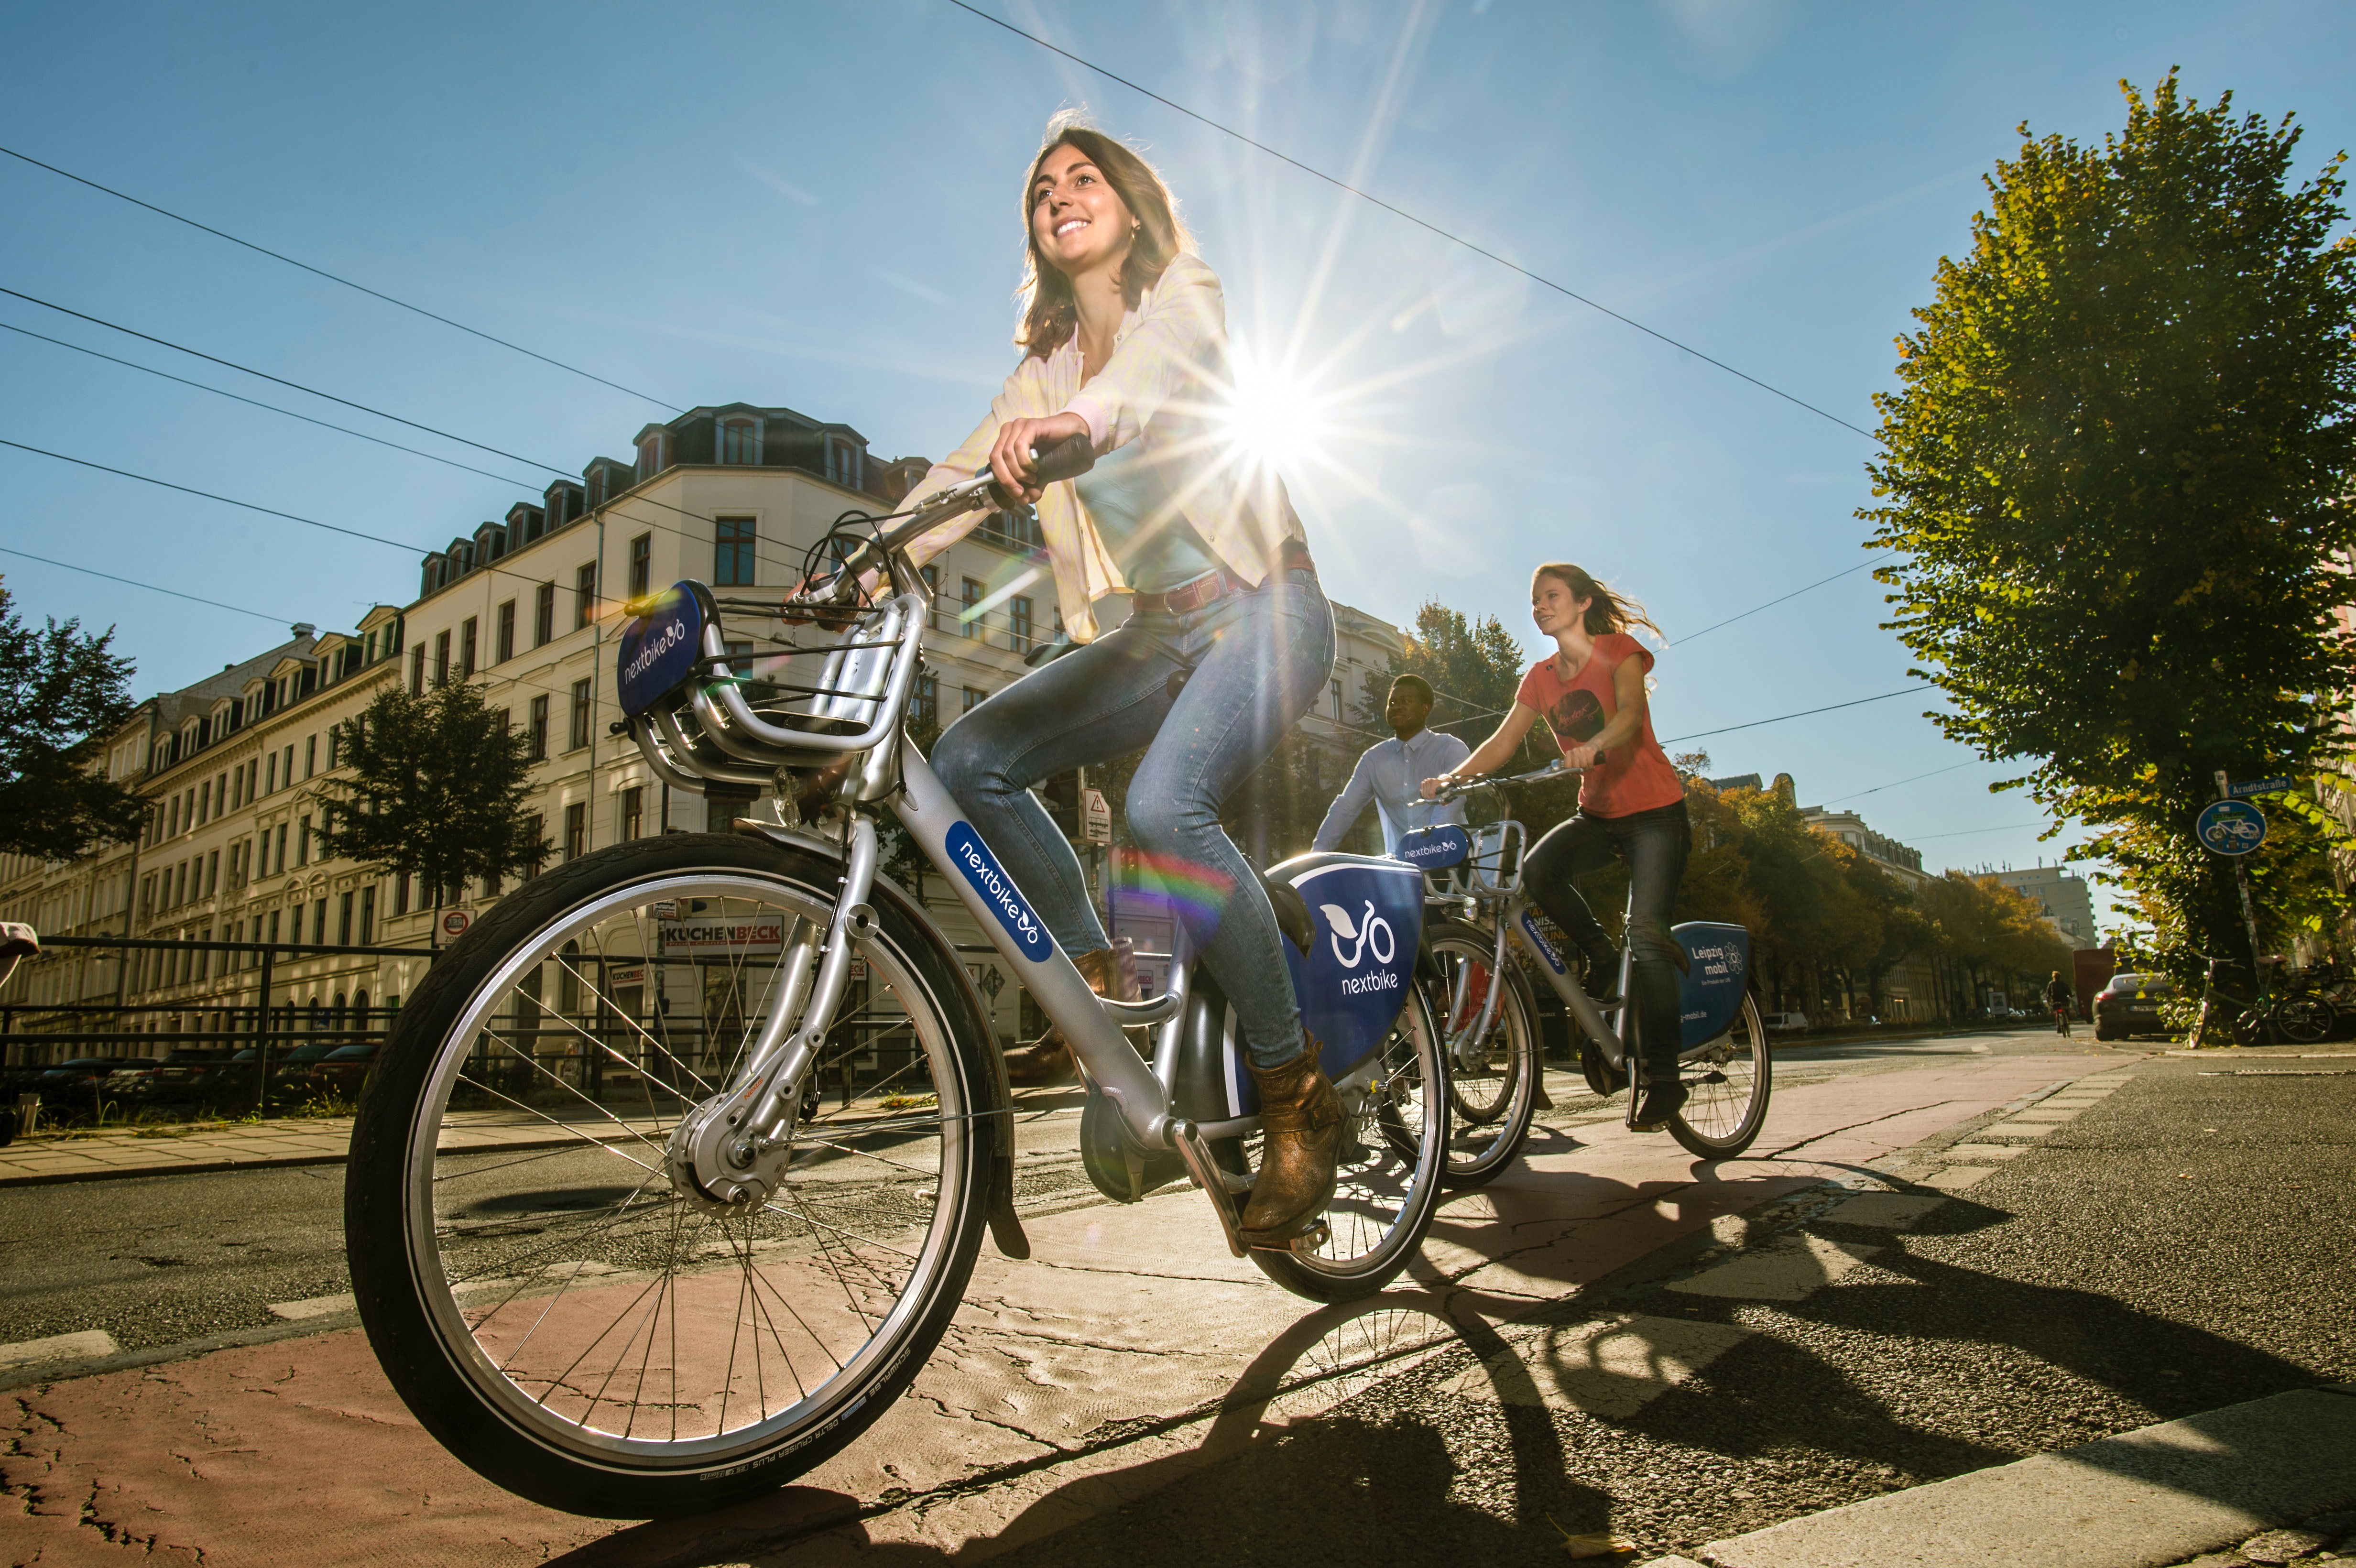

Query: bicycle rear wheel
1669,992,1771,1159
346,833,994,1517
1227,982,1447,1302
2277,995,2334,1045
1424,918,1540,1188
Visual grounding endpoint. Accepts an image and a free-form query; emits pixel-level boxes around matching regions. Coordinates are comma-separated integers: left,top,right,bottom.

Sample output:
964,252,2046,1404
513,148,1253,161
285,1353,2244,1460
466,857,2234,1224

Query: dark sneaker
1629,1079,1688,1132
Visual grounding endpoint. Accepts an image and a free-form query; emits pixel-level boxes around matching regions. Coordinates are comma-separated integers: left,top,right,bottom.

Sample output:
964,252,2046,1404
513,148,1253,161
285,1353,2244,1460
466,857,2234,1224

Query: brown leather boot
1240,1045,1343,1248
1003,942,1137,1086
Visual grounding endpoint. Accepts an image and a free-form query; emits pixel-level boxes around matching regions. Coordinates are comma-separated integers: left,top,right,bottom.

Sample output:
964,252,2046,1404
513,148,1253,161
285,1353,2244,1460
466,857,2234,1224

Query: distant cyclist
1425,562,1691,1131
2045,971,2074,1037
1312,675,1471,855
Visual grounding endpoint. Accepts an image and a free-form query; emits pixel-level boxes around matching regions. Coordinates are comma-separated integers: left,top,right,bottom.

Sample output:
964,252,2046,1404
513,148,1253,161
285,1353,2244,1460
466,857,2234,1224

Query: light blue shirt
1313,727,1472,854
1071,439,1222,594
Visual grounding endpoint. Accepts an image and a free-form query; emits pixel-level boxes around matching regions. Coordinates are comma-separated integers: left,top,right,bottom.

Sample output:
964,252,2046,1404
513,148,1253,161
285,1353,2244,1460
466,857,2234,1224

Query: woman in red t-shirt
1423,561,1692,1129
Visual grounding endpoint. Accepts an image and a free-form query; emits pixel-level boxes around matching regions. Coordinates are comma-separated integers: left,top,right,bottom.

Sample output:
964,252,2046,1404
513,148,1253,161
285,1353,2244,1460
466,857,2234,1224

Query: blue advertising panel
2195,799,2267,857
1394,823,1470,872
1674,922,1751,1047
614,583,708,719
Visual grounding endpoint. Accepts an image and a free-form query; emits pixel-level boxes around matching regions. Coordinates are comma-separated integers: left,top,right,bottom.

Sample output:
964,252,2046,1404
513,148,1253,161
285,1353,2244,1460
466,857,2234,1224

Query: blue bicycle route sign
2196,799,2268,856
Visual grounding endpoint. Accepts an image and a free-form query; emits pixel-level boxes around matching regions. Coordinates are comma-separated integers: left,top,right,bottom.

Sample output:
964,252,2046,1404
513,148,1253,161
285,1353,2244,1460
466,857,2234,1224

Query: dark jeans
932,569,1336,1067
1521,799,1691,1067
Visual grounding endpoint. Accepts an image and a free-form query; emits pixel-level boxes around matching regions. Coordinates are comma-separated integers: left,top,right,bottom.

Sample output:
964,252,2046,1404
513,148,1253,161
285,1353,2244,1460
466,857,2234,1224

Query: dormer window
637,433,668,479
719,416,762,466
824,435,864,490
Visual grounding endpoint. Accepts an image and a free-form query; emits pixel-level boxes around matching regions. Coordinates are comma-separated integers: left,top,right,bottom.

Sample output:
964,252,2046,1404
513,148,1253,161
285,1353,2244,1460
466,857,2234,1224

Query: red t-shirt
1516,633,1685,817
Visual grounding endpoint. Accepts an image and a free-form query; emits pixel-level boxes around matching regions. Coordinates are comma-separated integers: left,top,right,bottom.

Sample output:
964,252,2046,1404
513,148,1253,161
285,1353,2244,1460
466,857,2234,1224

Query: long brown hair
1015,113,1191,358
1532,562,1664,641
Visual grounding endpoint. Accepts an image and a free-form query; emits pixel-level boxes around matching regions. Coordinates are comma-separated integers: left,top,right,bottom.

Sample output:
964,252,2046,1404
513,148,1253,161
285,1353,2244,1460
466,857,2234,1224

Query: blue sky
6,1,2352,929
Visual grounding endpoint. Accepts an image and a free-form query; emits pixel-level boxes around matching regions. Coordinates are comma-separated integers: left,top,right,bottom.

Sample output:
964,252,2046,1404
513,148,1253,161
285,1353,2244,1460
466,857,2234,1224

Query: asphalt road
987,1045,2356,1567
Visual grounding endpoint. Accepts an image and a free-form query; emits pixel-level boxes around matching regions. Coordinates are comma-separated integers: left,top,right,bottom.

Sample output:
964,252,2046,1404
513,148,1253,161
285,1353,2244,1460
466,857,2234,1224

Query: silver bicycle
343,437,1448,1516
1405,764,1773,1182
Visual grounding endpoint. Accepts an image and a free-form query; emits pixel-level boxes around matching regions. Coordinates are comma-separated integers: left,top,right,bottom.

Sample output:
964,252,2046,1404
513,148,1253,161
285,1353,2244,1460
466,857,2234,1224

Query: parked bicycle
2189,951,2334,1046
343,437,1449,1517
1402,764,1773,1185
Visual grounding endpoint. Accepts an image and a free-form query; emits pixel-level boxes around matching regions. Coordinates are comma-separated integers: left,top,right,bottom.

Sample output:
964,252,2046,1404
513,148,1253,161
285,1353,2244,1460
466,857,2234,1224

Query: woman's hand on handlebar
1560,742,1603,769
989,412,1091,504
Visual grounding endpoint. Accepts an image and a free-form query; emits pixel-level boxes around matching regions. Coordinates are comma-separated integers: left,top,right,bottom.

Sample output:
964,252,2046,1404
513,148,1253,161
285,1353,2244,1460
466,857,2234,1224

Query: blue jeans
1521,800,1691,1067
932,569,1335,1067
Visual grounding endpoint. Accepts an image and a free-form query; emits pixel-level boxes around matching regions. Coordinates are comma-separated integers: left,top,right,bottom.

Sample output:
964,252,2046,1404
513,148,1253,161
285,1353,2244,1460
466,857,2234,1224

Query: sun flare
1220,342,1334,472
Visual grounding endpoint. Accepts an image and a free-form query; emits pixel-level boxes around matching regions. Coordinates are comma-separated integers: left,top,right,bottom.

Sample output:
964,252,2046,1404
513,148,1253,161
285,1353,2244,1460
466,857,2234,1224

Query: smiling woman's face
1031,142,1135,278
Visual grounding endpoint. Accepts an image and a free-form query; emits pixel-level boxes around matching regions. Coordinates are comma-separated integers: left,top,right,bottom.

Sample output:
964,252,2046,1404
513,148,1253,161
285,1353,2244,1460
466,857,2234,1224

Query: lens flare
1220,340,1333,472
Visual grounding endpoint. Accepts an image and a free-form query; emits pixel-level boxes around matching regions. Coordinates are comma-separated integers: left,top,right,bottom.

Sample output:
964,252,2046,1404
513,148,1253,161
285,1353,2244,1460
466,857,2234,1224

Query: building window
1009,595,1033,652
410,643,426,693
636,432,665,479
564,802,587,860
575,562,598,630
620,786,644,841
912,673,938,732
714,517,756,587
359,885,375,945
305,734,317,778
460,617,478,678
313,899,328,947
961,577,983,638
534,582,556,646
824,435,864,490
628,534,652,599
1330,679,1344,720
273,823,288,876
496,600,515,664
962,686,986,714
297,815,312,867
568,679,592,751
719,417,761,465
393,874,409,917
528,695,549,761
434,630,451,686
338,892,354,947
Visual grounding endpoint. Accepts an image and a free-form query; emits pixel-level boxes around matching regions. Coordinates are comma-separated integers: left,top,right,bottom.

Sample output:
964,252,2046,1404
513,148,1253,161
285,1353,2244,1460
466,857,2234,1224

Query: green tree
0,580,145,860
311,680,547,928
1864,72,2356,979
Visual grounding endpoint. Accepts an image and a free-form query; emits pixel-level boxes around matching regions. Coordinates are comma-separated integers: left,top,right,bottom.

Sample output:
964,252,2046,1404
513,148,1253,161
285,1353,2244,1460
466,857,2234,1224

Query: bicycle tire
1669,992,1772,1159
1423,918,1540,1188
2276,995,2334,1045
346,832,995,1517
2231,1007,2268,1047
1227,981,1448,1303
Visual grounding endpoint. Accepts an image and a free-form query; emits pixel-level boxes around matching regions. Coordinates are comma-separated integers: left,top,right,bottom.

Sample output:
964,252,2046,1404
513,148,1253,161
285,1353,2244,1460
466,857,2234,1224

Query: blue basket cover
615,582,709,719
1395,823,1470,871
1674,922,1751,1047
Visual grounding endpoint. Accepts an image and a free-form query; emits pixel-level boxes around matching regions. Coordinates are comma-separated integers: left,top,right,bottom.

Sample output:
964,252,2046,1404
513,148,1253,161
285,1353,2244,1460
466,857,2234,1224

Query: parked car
137,1049,234,1104
267,1041,347,1093
303,1043,380,1099
2094,973,2175,1041
34,1057,132,1107
1761,1011,1811,1034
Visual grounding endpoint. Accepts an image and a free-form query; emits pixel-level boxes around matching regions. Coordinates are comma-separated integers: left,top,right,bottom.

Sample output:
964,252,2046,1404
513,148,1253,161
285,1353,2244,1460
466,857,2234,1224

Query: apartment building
0,608,409,1064
1984,862,2099,947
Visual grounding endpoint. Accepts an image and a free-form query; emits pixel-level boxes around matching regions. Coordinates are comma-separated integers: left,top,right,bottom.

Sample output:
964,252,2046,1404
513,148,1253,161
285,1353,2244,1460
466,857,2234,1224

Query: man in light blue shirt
1313,675,1473,854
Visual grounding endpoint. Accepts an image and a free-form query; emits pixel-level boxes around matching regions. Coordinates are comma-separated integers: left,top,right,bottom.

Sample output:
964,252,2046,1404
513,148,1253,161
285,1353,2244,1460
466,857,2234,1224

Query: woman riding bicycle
894,117,1339,1248
1424,563,1691,1129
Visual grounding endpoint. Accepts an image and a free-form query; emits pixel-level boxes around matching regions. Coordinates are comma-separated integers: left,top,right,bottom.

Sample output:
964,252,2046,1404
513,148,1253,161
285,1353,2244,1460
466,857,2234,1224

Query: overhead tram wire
0,289,813,577
941,0,1874,442
1821,757,1983,806
1673,560,1876,646
0,544,290,623
1660,686,1922,745
0,143,686,414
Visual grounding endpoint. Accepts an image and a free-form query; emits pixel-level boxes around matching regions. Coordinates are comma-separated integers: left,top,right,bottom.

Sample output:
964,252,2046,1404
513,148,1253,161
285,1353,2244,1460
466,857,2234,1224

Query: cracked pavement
5,1027,2278,1566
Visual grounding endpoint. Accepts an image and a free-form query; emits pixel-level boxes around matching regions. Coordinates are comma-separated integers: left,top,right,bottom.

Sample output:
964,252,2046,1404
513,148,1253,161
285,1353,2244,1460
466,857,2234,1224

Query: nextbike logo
1319,901,1396,969
947,822,1053,962
623,617,687,684
1519,909,1567,974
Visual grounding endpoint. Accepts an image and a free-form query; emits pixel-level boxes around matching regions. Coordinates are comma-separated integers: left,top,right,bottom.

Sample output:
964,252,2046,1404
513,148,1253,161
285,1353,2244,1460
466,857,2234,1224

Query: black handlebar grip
1030,432,1097,484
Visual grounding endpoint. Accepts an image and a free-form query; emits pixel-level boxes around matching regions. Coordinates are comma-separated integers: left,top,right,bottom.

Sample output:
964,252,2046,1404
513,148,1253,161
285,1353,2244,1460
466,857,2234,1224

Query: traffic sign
2195,799,2267,856
439,909,472,938
1082,788,1112,845
2228,776,2293,798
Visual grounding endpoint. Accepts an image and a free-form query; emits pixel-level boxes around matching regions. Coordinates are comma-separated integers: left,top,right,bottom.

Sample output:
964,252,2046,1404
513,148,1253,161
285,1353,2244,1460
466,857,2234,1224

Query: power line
1904,822,2049,841
943,0,1875,441
1660,686,1920,744
0,544,289,623
0,143,686,414
0,319,537,490
1821,757,1983,806
1675,561,1875,646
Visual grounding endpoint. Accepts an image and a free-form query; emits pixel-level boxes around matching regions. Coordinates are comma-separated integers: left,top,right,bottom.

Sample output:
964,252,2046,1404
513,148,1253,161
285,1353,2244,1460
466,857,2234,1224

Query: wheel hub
666,1091,797,1214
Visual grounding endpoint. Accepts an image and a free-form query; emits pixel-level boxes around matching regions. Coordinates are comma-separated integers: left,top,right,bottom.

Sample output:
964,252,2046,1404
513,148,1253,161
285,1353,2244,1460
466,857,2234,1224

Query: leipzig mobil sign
2196,799,2267,857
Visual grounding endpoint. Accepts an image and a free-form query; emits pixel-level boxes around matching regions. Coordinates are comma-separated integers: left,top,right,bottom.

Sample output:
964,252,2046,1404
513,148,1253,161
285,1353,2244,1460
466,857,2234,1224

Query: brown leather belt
1131,541,1318,616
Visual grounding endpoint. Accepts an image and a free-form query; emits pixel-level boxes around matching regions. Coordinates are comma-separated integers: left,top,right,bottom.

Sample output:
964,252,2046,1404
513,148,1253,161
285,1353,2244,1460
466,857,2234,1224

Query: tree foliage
0,580,145,860
1863,72,2356,973
311,679,547,906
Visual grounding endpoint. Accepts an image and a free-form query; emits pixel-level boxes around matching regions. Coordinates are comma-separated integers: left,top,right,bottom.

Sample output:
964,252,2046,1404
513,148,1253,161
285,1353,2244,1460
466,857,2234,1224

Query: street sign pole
2215,770,2264,973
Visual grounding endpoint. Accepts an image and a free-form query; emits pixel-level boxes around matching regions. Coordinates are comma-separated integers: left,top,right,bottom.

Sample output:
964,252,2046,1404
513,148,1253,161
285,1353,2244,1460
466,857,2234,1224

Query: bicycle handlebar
1430,757,1594,803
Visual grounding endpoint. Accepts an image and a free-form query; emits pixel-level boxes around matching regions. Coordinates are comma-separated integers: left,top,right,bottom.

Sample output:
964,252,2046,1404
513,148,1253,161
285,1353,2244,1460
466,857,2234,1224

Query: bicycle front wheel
1669,992,1772,1159
346,833,995,1517
2277,995,2334,1045
1424,918,1540,1188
